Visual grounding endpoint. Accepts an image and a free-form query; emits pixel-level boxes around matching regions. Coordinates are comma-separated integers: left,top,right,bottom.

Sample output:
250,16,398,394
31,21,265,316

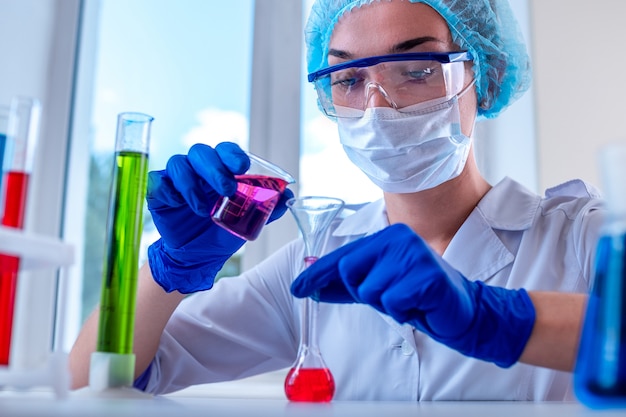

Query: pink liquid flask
211,174,289,241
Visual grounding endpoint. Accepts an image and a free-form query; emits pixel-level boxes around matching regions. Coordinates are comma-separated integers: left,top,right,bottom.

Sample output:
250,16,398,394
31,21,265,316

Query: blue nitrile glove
147,142,293,294
291,223,536,368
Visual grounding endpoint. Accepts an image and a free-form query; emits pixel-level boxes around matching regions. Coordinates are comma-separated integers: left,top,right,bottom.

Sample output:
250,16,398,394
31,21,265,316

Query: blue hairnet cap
305,0,531,119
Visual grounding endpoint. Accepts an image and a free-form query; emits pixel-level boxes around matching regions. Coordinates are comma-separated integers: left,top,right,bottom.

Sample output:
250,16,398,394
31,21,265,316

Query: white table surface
1,392,625,417
2,370,625,416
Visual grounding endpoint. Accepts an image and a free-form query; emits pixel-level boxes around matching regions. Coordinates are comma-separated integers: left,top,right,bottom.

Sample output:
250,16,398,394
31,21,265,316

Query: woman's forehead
329,1,454,59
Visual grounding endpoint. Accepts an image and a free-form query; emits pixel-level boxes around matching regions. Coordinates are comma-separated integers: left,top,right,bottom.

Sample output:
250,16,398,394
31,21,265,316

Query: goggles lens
309,52,473,118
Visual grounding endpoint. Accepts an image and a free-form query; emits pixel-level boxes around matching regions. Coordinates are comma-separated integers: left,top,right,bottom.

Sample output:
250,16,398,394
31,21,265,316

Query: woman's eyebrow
327,36,444,60
328,48,353,60
390,36,443,53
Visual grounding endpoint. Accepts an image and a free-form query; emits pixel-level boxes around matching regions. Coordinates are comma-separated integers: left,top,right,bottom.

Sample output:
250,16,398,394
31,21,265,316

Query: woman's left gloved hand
290,223,536,368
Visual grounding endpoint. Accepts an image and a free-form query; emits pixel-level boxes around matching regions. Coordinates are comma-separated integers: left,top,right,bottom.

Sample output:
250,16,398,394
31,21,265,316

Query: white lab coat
143,177,605,400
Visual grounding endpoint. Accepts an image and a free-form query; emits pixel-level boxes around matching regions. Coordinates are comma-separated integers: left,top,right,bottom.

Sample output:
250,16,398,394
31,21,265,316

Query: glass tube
0,97,41,366
92,112,152,388
0,105,9,180
284,196,344,402
574,142,626,408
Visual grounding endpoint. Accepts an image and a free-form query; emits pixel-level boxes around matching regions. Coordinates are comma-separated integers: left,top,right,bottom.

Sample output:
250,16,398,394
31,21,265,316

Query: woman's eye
331,76,359,88
404,67,435,81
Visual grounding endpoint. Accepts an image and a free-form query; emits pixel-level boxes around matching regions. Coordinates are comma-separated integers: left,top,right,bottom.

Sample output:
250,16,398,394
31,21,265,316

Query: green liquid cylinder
96,150,149,354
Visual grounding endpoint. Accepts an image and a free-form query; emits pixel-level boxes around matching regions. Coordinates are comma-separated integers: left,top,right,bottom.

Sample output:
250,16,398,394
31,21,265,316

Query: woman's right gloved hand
146,142,249,294
291,224,536,368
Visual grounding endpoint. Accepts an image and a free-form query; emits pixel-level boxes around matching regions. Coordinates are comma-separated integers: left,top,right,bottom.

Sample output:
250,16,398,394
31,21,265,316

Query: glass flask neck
296,298,324,360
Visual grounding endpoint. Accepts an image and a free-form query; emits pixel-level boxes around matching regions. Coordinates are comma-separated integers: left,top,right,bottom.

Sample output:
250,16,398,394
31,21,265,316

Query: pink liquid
0,171,29,365
304,256,318,268
284,367,335,402
211,174,288,241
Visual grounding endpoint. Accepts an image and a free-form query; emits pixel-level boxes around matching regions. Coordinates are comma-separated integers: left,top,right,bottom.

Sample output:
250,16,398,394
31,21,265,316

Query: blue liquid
574,234,626,408
0,133,5,173
0,133,5,211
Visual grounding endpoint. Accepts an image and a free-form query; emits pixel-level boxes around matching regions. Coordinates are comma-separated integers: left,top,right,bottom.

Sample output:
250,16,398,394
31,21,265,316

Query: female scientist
69,0,602,400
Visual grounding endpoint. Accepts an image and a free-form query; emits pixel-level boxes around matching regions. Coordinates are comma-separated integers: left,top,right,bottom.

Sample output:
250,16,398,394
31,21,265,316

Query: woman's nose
364,82,398,109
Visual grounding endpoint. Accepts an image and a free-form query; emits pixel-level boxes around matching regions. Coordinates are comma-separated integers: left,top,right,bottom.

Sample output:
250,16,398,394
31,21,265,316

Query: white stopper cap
89,352,135,391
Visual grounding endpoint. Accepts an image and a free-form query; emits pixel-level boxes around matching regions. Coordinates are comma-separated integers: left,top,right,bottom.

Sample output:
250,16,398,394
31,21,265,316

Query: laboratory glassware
0,105,9,177
211,152,295,241
284,196,344,402
574,142,626,408
0,97,41,366
89,112,153,390
0,105,9,215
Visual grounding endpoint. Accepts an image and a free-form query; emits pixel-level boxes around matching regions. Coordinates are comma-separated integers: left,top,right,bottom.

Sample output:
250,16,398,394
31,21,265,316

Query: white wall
530,0,626,192
0,1,55,105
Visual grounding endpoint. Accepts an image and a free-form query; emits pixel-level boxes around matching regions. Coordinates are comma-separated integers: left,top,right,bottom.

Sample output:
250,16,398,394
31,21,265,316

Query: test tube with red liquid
0,97,41,366
284,196,344,402
211,152,295,241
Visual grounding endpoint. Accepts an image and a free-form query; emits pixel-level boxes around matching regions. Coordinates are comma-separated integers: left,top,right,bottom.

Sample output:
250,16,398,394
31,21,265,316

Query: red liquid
0,171,29,365
211,174,288,241
284,367,335,402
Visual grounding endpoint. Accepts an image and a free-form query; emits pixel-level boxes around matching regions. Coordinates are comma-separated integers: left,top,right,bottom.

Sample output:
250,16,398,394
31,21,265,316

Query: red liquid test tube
0,97,41,366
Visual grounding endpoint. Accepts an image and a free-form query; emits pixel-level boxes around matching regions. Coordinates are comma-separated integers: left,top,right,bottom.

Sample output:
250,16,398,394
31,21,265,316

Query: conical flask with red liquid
284,196,344,402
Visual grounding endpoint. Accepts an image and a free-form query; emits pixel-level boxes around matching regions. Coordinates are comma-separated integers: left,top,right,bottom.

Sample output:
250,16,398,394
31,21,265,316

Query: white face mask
337,96,472,193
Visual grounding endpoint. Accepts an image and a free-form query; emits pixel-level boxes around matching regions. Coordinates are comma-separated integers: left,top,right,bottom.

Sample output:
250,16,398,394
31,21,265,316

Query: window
298,1,382,205
65,0,257,343
63,0,325,351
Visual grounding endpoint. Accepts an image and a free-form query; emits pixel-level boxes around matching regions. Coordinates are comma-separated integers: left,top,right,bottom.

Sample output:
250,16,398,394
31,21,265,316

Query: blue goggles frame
307,51,474,83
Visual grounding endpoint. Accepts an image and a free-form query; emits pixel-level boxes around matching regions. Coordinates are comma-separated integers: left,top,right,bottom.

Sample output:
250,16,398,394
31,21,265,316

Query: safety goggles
308,51,473,118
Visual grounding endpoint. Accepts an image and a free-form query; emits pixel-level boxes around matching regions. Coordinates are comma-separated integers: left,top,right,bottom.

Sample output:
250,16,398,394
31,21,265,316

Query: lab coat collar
333,177,540,284
334,177,539,237
475,176,540,231
444,177,539,282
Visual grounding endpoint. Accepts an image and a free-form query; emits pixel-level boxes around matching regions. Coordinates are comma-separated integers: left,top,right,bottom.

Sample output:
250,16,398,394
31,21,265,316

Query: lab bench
0,393,624,417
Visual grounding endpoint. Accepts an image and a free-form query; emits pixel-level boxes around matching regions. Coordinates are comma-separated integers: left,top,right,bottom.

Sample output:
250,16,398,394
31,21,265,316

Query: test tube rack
0,226,74,398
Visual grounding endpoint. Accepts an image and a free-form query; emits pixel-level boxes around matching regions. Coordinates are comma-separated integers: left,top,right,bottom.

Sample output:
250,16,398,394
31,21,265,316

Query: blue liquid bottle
574,143,626,408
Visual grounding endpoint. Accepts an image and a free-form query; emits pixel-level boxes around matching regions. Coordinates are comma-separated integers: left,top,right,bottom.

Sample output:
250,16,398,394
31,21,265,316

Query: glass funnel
284,196,344,402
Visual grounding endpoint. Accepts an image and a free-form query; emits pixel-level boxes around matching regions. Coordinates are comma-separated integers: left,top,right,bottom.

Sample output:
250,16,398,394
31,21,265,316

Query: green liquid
97,151,149,354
